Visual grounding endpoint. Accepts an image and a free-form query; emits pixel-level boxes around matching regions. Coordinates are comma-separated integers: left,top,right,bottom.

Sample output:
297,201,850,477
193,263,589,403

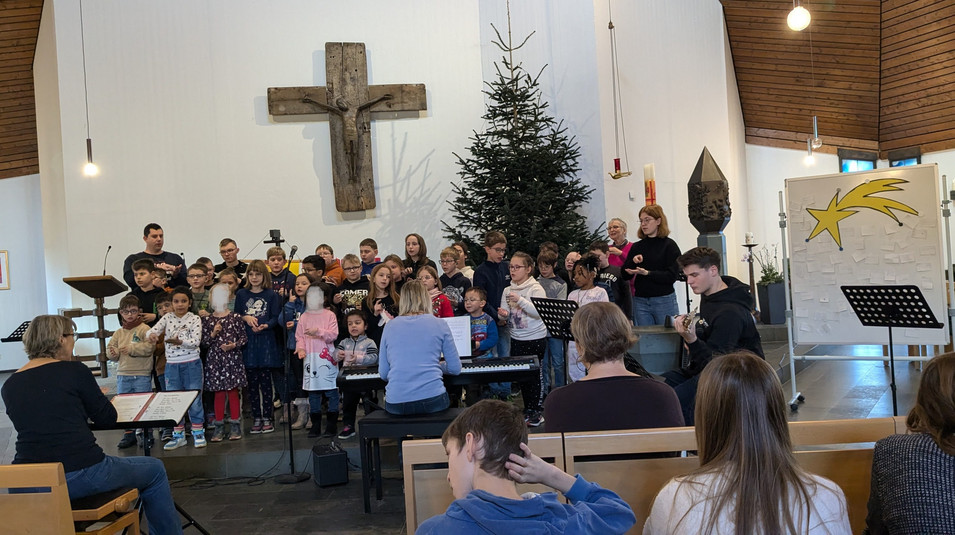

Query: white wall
0,175,48,371
592,0,750,281
39,0,488,299
34,0,615,307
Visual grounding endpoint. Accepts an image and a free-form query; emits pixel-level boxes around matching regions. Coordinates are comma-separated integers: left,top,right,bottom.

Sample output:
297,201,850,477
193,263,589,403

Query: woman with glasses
1,315,182,534
621,204,682,326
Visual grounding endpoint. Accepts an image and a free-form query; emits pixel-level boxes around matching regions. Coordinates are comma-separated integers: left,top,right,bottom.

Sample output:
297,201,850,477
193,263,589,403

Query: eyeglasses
509,264,528,271
63,332,78,340
608,225,623,230
490,247,506,254
119,308,141,315
343,266,361,271
187,274,205,279
640,218,656,224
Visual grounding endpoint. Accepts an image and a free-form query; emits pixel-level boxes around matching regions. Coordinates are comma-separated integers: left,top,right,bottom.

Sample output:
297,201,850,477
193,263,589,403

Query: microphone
288,245,299,260
102,245,112,276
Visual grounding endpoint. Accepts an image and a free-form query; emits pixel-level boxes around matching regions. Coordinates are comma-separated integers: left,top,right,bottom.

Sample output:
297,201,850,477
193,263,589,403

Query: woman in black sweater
622,204,682,326
1,315,181,535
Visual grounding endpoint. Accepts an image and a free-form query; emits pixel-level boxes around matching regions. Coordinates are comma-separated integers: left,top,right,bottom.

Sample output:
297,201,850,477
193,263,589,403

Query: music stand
531,297,578,385
841,285,943,416
111,390,210,534
64,275,128,377
1,321,31,343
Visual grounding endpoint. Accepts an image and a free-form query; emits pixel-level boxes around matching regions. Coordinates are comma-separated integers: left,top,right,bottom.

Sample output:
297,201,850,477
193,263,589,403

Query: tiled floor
0,345,930,534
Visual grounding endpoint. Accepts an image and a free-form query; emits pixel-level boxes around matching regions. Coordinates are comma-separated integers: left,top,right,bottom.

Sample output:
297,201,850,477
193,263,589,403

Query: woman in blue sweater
378,279,461,414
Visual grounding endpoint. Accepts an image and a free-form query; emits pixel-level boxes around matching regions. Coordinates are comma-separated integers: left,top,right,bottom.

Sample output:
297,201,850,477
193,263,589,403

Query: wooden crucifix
268,42,427,212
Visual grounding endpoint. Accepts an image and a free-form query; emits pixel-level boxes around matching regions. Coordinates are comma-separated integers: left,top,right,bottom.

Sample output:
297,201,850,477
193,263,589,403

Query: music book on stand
111,391,198,428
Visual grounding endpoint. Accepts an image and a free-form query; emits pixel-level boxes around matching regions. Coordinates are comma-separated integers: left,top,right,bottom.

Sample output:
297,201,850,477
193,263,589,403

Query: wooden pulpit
63,276,128,377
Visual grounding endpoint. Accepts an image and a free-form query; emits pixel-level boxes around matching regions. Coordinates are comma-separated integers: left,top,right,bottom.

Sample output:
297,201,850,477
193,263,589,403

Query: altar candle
745,232,755,245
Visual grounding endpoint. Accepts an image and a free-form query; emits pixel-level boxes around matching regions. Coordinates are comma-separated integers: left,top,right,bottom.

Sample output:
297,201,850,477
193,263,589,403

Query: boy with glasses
107,295,156,449
440,246,472,315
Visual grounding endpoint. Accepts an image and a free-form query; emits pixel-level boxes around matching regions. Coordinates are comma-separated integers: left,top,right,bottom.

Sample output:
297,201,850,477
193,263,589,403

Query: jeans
489,326,511,397
662,369,700,426
633,293,679,326
308,388,340,415
116,375,152,395
542,337,566,393
386,391,449,415
164,359,204,430
65,455,182,535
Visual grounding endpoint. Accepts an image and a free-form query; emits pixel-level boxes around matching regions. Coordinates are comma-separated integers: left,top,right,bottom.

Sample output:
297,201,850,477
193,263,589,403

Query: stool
358,408,463,512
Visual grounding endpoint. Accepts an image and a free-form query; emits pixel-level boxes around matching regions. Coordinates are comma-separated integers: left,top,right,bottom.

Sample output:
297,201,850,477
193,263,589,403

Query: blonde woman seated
543,302,683,433
378,279,461,415
644,352,850,534
864,352,955,534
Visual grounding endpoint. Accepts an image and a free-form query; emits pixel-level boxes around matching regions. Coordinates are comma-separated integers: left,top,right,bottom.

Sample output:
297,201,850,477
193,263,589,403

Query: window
838,148,877,173
888,147,921,168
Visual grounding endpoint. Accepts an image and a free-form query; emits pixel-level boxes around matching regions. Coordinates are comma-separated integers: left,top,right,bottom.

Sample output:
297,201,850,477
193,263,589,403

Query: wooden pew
402,433,564,534
404,417,906,534
563,417,900,534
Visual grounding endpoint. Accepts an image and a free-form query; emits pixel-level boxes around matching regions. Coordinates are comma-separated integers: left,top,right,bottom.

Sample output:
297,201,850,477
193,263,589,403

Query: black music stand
531,297,578,385
111,390,209,534
1,321,30,343
841,285,943,416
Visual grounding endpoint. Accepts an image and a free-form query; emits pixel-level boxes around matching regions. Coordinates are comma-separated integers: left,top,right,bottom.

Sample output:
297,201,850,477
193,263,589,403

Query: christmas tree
442,22,602,265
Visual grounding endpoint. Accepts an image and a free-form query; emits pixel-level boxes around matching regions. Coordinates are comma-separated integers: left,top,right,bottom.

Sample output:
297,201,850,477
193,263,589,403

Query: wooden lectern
63,276,128,377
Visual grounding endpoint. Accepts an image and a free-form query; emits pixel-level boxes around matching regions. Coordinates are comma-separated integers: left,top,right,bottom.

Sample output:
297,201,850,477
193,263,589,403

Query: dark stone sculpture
687,147,731,274
687,147,731,234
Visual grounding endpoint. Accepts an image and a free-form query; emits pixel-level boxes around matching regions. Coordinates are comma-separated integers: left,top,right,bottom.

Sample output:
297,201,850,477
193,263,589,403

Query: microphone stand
275,244,311,484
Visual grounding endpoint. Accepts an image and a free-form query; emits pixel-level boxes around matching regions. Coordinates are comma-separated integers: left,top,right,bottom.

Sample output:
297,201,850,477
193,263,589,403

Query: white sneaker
192,429,207,448
164,432,187,451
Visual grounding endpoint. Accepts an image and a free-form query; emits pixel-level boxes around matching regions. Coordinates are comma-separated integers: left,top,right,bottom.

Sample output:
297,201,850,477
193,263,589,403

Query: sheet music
111,391,198,424
140,392,198,422
111,393,154,422
442,315,472,357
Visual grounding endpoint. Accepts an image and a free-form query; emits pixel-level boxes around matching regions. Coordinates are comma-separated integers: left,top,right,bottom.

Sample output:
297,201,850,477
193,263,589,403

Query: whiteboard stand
942,174,955,362
840,285,943,416
778,191,804,411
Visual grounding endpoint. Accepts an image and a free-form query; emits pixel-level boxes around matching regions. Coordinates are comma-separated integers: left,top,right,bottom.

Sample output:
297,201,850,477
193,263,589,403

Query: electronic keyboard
337,356,540,391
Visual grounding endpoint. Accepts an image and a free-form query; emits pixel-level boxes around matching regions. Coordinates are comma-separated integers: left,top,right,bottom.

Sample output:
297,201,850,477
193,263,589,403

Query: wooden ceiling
723,0,955,158
3,2,955,180
0,0,41,180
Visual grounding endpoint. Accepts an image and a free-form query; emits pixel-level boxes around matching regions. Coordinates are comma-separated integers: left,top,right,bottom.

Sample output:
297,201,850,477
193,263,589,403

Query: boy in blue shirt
416,400,635,534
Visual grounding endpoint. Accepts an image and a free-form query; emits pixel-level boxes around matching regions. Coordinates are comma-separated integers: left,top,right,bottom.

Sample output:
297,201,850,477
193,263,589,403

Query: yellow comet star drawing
805,178,918,250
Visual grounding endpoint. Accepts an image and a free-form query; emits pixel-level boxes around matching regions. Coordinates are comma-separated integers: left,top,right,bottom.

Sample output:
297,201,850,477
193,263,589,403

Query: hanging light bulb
83,138,99,177
804,138,815,165
788,3,811,31
811,116,823,149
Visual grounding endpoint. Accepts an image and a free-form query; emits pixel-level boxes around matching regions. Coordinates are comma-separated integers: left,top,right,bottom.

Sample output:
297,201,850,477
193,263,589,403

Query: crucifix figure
268,42,427,212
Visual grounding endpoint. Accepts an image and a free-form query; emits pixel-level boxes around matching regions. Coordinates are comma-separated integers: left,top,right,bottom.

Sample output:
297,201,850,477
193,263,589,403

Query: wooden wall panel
880,0,955,155
722,0,882,152
0,0,42,180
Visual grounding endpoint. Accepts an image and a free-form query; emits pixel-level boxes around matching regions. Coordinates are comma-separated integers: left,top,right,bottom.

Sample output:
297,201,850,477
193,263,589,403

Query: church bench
562,416,904,534
401,433,565,534
402,417,906,534
0,462,140,535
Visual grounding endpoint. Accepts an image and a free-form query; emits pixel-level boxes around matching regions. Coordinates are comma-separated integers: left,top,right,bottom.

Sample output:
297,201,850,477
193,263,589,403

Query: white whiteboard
785,164,949,345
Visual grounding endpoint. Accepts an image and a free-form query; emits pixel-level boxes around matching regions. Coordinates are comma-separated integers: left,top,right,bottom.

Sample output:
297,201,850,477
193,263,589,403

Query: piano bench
358,407,464,513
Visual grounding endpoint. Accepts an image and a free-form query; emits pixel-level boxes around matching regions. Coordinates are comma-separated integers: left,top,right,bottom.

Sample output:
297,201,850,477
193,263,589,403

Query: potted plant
754,244,786,324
